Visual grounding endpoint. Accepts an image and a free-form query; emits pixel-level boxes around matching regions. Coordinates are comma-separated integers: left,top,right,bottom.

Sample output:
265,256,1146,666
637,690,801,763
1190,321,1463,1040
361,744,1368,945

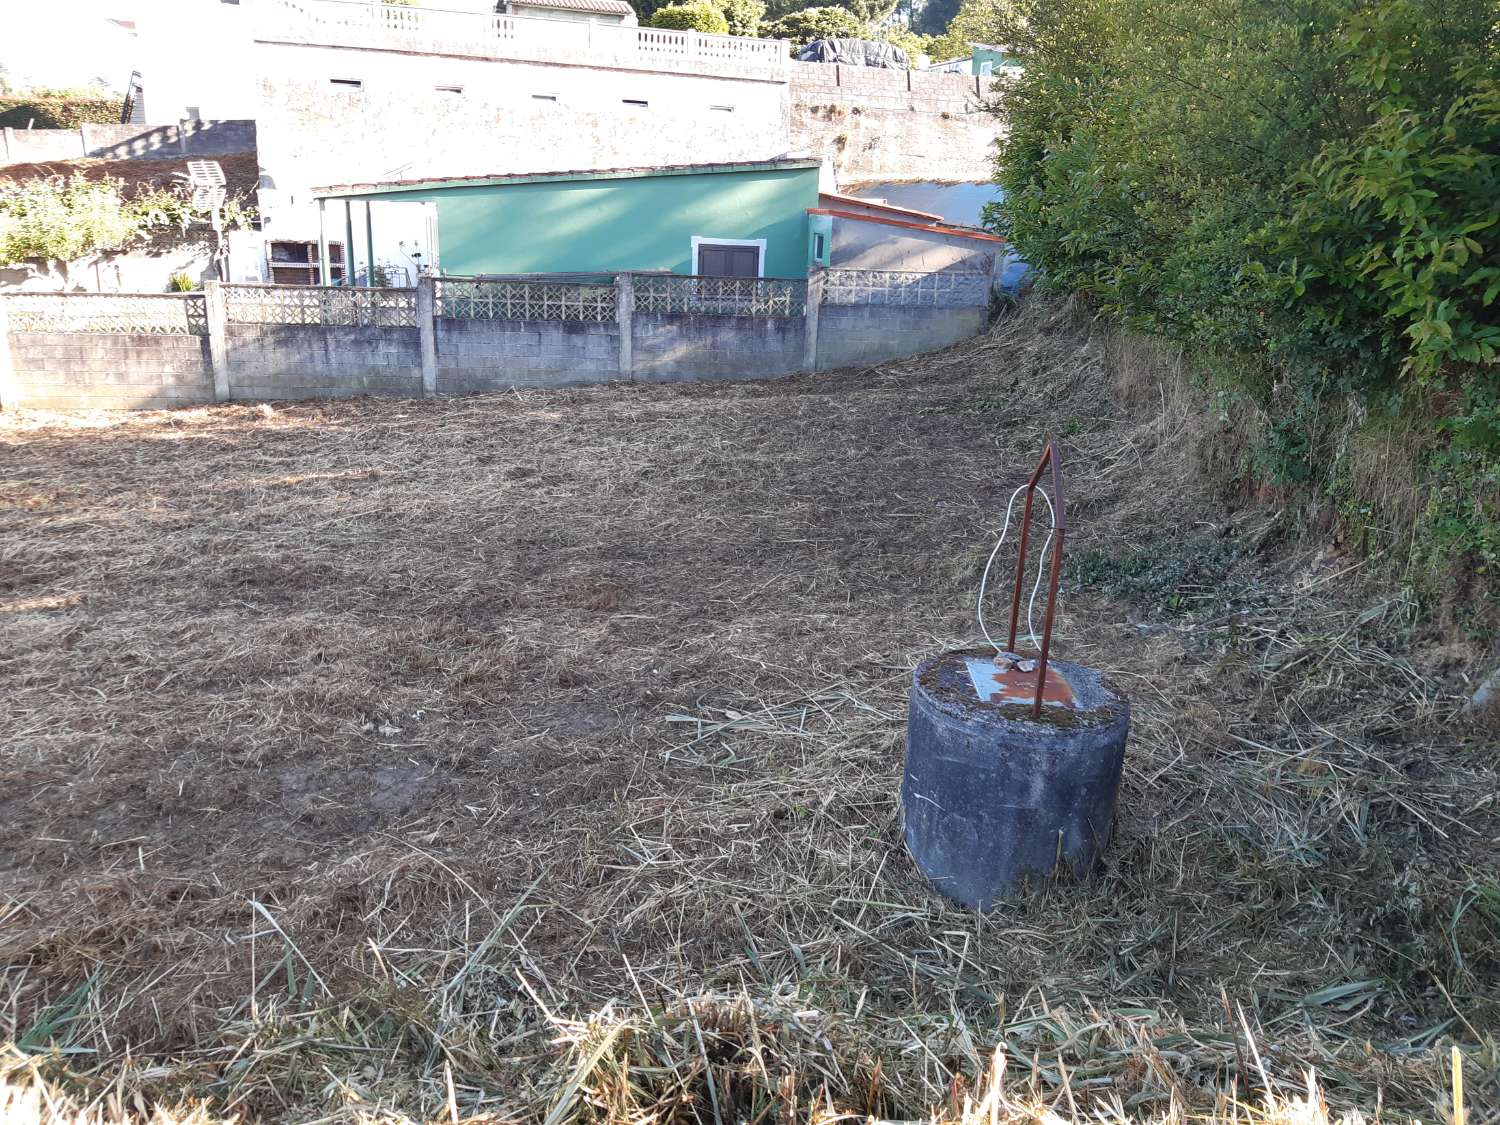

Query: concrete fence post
616,273,634,380
803,267,823,373
0,298,19,411
202,280,231,402
417,275,438,398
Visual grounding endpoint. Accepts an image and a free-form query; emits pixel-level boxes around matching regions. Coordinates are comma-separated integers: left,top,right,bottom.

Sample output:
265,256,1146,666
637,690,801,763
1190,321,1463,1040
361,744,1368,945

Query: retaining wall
224,323,423,400
0,270,992,411
4,332,215,410
632,313,805,383
787,62,997,183
436,318,619,392
817,303,988,370
0,120,257,165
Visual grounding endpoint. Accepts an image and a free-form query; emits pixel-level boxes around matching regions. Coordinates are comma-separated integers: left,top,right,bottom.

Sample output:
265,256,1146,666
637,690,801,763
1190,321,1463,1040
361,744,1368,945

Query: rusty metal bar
1006,441,1068,717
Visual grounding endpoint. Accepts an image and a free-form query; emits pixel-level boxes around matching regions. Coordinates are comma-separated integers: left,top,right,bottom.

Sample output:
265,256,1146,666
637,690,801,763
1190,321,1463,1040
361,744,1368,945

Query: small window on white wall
532,92,558,102
622,98,649,108
330,78,363,89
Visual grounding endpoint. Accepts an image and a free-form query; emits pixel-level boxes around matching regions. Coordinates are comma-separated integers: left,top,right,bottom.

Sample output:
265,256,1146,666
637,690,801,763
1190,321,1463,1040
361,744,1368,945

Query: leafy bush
876,24,932,60
0,174,253,266
717,0,766,35
0,95,121,129
649,1,731,33
924,0,1016,61
762,5,865,44
992,0,1500,604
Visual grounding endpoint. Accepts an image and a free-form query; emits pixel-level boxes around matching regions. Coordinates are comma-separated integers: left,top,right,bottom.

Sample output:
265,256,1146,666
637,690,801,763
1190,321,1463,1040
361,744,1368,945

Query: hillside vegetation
990,0,1500,629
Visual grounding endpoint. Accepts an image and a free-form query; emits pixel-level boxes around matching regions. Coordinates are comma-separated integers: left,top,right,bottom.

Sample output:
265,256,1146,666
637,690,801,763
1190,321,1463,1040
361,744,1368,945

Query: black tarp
794,38,912,68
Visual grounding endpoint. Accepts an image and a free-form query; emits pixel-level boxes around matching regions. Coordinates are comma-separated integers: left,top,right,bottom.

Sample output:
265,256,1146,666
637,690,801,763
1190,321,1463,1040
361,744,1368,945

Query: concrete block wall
631,313,805,383
0,120,256,165
1,274,991,411
435,318,619,392
815,303,988,370
224,324,422,400
4,332,215,410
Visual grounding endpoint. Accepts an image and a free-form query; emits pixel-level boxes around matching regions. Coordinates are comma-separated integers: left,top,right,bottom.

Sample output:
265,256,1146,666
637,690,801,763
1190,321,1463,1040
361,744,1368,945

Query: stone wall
435,318,619,393
0,120,257,165
224,324,423,400
4,332,215,410
632,313,805,383
788,63,998,183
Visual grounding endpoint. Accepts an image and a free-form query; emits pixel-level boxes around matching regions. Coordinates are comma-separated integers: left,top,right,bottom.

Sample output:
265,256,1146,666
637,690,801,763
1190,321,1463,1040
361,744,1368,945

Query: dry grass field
1,301,1496,1123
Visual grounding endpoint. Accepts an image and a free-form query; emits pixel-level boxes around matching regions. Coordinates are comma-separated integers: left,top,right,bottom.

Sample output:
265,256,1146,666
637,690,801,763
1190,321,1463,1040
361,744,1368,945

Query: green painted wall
971,46,1014,74
372,166,821,278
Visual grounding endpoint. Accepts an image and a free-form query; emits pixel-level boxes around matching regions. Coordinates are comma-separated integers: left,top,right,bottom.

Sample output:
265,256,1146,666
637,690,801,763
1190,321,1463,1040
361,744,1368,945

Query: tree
993,0,1500,576
649,0,731,32
762,5,865,44
913,0,959,34
877,24,932,59
924,0,1018,59
718,0,767,35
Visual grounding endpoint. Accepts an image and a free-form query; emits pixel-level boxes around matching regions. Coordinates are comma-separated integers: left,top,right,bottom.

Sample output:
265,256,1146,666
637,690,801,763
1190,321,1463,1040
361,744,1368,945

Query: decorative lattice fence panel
436,279,617,322
633,275,806,317
820,270,991,308
4,293,208,335
223,285,418,327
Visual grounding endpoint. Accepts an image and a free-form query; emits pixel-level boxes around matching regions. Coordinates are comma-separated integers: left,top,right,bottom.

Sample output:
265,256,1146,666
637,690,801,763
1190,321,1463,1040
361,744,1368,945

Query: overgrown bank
988,0,1500,631
1,302,1495,1122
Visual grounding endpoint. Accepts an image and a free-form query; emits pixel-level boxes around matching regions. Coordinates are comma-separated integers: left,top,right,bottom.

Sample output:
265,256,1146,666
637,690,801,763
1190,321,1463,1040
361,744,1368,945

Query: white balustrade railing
267,0,788,70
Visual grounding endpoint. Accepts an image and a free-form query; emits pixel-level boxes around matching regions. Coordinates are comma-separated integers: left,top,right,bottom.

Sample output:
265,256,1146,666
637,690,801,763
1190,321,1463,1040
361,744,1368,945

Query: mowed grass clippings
0,300,1496,1123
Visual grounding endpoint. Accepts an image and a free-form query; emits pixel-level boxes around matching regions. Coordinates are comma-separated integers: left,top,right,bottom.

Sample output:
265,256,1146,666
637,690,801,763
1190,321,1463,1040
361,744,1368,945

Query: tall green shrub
991,0,1500,600
763,5,865,44
648,1,731,33
718,0,767,35
0,95,121,129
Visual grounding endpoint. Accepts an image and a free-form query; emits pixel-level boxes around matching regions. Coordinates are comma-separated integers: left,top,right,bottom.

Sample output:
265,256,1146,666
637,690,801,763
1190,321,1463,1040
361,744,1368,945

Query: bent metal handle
1006,441,1067,717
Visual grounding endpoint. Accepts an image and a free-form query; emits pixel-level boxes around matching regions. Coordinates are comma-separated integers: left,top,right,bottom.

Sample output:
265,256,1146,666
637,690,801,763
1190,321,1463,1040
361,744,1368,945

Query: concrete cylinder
902,648,1129,910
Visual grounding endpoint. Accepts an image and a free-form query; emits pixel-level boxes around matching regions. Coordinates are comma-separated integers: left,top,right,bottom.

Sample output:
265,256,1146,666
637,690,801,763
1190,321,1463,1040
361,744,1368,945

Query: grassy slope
0,299,1495,1122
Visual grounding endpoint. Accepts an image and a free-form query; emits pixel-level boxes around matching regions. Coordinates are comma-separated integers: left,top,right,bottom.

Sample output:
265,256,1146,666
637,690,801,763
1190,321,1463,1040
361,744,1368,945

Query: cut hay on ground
1,299,1495,1123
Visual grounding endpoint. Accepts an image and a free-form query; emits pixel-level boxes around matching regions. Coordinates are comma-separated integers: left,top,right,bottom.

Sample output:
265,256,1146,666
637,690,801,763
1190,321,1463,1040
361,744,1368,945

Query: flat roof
314,157,824,199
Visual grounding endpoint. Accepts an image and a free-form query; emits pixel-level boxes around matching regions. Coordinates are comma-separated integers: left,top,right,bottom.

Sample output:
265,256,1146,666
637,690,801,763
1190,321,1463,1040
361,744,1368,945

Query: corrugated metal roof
314,156,822,198
513,0,636,13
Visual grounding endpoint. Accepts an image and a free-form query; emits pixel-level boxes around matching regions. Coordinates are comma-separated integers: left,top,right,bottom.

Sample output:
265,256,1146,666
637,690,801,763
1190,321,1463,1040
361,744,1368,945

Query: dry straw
0,298,1494,1122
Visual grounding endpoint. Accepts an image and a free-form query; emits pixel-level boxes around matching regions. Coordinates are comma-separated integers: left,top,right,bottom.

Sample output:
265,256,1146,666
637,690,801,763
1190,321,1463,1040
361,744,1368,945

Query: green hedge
991,0,1500,615
648,1,730,33
762,5,864,45
0,96,121,130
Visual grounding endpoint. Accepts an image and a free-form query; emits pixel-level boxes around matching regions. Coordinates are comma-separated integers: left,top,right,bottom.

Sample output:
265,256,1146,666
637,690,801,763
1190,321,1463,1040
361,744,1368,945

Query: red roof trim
807,207,1007,244
817,191,946,223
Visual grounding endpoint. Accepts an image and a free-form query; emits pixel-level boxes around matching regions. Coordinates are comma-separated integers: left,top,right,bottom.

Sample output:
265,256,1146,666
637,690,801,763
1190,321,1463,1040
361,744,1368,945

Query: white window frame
690,235,767,277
